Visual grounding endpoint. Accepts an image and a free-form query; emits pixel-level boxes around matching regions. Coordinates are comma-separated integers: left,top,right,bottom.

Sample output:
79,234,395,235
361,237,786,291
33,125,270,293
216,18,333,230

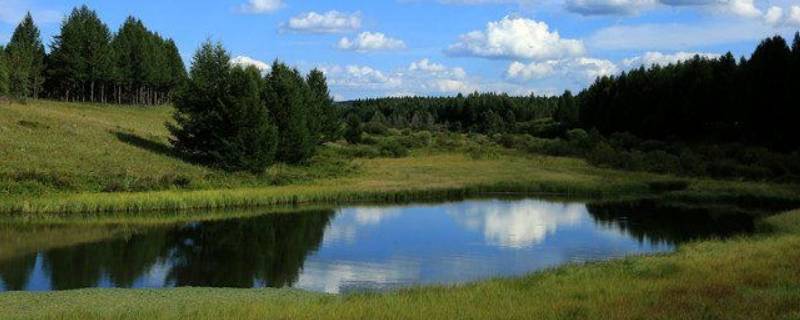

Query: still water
0,198,755,293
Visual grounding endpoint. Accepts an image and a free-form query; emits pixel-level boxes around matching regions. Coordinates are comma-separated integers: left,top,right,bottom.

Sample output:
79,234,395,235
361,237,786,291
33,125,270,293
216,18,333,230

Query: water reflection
0,199,758,293
447,200,585,248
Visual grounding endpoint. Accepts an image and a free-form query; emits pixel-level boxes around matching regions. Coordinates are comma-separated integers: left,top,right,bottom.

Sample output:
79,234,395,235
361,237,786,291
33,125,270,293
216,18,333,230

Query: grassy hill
2,99,800,215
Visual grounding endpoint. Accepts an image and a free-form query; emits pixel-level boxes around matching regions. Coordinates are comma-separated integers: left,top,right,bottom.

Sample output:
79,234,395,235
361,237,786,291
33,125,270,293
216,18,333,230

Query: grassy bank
3,100,799,214
1,209,798,319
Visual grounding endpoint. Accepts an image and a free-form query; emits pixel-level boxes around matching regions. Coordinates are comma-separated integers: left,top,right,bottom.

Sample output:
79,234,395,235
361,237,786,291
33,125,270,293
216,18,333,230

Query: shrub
363,121,389,135
378,140,409,158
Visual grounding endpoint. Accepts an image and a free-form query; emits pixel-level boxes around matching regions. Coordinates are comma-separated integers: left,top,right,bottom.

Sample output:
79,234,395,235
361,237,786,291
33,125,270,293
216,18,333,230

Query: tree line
578,32,800,152
0,6,186,105
169,42,339,172
341,93,563,135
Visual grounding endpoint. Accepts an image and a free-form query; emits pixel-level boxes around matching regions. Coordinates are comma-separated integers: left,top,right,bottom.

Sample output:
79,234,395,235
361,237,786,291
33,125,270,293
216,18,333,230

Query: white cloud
239,0,284,14
281,11,361,33
318,58,476,97
788,6,800,26
231,56,271,73
765,6,784,26
657,0,762,18
507,61,557,80
507,58,618,82
724,0,762,18
622,51,720,68
409,59,447,73
408,58,467,79
566,0,657,16
446,16,585,61
337,32,406,52
588,21,771,51
449,200,586,248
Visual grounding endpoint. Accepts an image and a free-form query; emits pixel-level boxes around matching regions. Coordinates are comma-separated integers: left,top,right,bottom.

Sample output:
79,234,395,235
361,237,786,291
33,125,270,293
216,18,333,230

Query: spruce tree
306,69,339,143
555,90,578,127
48,6,113,102
169,41,277,172
264,62,315,163
5,12,46,98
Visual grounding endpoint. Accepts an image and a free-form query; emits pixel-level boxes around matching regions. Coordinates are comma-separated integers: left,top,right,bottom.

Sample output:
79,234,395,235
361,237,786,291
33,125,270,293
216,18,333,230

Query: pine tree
169,41,277,172
555,90,578,127
264,62,315,164
5,12,46,98
48,6,113,102
306,69,339,143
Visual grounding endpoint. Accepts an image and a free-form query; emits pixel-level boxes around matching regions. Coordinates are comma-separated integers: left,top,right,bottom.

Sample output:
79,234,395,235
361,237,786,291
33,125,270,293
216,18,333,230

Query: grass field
2,100,799,214
2,100,800,319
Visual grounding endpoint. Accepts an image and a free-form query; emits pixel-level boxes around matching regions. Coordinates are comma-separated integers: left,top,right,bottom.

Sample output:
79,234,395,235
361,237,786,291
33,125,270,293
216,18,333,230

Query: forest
0,6,185,105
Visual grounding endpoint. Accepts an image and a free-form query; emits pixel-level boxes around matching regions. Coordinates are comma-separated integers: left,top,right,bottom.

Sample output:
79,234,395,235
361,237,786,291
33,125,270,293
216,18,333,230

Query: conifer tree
306,69,339,143
264,62,315,163
48,6,114,102
5,13,45,98
169,41,277,172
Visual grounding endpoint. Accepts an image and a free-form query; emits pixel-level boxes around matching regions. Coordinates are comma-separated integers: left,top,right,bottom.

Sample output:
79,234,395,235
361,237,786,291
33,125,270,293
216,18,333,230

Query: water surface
0,198,755,293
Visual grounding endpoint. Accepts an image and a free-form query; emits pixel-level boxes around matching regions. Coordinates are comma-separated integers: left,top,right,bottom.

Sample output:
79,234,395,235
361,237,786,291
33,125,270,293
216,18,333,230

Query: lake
0,198,756,293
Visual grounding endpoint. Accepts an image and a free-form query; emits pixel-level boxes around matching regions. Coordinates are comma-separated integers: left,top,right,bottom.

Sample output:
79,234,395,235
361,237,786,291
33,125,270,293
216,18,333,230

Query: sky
1,0,799,100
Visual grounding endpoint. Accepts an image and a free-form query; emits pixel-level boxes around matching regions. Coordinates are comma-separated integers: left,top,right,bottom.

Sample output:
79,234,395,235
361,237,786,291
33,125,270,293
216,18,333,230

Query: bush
363,121,389,135
377,140,409,158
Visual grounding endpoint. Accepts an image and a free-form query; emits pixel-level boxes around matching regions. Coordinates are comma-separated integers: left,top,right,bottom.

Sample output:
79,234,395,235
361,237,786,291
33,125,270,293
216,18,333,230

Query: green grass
3,100,799,215
0,209,798,319
2,100,800,319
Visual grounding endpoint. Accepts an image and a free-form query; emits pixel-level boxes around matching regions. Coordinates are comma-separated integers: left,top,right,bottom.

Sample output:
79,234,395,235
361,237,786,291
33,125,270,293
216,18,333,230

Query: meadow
1,100,800,319
2,100,798,215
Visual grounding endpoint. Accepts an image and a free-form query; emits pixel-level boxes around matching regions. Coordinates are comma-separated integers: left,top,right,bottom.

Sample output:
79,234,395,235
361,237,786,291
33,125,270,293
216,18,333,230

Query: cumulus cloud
565,0,657,16
446,16,585,61
506,58,618,82
231,56,271,73
338,32,406,52
622,51,719,68
239,0,284,14
723,0,762,18
763,4,800,27
790,6,800,25
281,11,361,33
318,58,475,97
765,6,784,25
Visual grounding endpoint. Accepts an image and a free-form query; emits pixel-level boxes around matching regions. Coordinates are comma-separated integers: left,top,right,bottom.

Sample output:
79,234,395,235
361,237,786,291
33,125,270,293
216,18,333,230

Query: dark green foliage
344,113,363,144
110,17,186,105
579,34,800,152
0,46,8,96
554,90,578,127
306,69,340,143
169,42,277,173
264,62,315,164
47,6,115,103
341,92,558,135
5,13,46,98
10,5,187,105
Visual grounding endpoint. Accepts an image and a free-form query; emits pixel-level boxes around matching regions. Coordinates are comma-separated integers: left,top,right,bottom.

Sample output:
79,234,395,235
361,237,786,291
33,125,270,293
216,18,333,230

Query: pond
0,198,758,293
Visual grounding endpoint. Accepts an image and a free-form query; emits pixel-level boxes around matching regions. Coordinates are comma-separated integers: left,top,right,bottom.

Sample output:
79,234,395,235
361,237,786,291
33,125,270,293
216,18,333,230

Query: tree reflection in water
0,209,335,291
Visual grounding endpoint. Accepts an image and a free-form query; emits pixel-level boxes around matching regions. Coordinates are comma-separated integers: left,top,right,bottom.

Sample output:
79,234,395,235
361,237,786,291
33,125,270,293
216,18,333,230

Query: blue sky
1,0,799,100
